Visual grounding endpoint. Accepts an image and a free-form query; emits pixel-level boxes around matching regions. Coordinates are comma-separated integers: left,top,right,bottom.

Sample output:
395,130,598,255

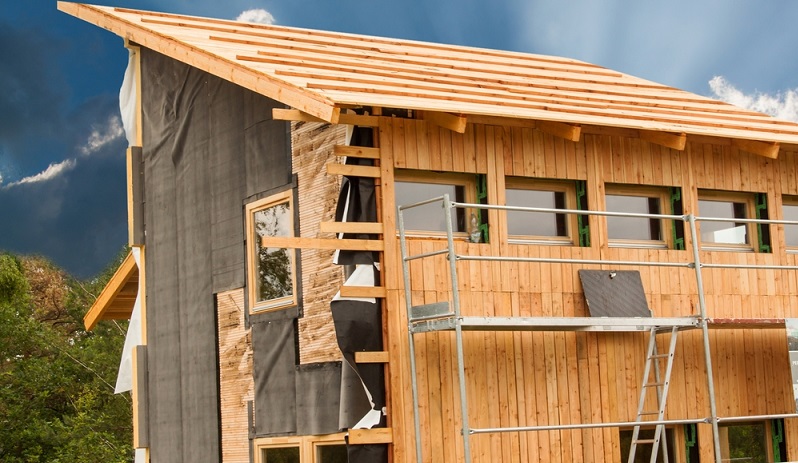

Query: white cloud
4,158,76,188
709,76,798,123
236,9,275,25
80,115,124,156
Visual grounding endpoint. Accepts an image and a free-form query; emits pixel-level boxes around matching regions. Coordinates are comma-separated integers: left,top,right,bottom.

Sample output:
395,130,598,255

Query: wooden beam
536,120,582,142
84,250,138,330
354,351,390,363
272,108,380,127
333,145,381,159
348,427,393,444
731,138,780,159
319,221,384,234
340,285,387,298
262,236,384,251
326,163,381,178
639,129,687,151
419,111,468,133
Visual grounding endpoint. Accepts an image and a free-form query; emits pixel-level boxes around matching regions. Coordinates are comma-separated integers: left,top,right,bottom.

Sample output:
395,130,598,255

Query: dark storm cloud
0,20,68,176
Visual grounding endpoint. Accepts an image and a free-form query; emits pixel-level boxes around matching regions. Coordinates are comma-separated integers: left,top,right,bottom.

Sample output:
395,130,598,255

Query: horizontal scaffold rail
410,316,701,334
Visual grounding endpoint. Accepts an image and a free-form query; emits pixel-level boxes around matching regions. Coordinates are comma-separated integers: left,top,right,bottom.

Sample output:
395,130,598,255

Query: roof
83,249,138,330
59,2,798,153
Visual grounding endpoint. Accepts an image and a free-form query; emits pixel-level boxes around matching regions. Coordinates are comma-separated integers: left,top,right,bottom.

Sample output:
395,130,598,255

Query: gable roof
59,2,798,153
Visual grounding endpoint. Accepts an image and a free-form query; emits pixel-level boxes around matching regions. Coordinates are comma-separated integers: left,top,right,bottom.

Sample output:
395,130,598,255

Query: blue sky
2,0,798,278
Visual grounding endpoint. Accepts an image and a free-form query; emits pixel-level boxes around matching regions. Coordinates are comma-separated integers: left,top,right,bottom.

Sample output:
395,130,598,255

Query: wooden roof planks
59,2,798,152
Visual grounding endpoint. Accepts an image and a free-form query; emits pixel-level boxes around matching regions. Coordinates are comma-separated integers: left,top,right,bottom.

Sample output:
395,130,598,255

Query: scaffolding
398,195,798,463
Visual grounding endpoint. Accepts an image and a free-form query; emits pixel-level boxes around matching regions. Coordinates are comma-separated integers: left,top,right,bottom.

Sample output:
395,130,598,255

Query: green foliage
0,250,132,462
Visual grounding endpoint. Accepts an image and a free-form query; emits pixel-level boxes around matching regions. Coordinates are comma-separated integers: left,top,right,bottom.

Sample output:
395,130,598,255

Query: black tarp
252,318,298,435
141,47,291,462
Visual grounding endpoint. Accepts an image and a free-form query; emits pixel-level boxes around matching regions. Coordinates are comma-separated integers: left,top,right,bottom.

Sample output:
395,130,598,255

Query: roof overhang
84,250,139,331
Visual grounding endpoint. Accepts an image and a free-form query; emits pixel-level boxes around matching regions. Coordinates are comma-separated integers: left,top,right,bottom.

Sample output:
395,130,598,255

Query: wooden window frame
253,433,347,463
717,420,775,462
605,184,672,249
504,177,578,246
697,189,758,252
782,195,798,253
246,190,298,314
394,169,478,239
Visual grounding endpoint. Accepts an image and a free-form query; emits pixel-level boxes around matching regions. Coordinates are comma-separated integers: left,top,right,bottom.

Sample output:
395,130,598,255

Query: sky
2,1,798,279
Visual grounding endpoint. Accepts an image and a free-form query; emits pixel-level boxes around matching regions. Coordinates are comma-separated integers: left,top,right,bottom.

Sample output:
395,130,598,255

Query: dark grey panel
134,345,149,448
252,318,298,435
244,95,291,198
578,270,651,317
295,362,342,435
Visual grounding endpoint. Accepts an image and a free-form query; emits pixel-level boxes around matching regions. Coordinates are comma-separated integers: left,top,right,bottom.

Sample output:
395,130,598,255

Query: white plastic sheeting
119,49,138,146
114,246,143,393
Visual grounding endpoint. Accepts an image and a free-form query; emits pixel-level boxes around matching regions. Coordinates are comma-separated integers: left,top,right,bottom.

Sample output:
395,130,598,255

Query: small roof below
58,2,798,150
84,250,138,331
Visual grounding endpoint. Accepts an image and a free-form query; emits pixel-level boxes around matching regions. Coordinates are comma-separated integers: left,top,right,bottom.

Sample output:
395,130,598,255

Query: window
254,434,347,463
783,196,798,251
395,171,477,237
698,190,757,251
505,178,577,245
605,185,671,249
719,422,768,463
246,190,297,313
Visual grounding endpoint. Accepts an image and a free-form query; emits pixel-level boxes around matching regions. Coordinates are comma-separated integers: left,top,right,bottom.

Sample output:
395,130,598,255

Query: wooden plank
639,129,687,151
354,351,390,363
339,285,387,298
272,108,380,126
319,221,383,234
537,120,581,142
332,145,381,159
348,427,393,444
419,110,468,134
84,250,138,330
262,236,384,251
326,163,381,178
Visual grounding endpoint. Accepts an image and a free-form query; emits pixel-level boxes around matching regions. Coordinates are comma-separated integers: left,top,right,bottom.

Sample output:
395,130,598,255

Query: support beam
639,130,687,151
731,138,780,159
419,111,468,133
263,236,384,251
84,250,139,330
537,120,582,142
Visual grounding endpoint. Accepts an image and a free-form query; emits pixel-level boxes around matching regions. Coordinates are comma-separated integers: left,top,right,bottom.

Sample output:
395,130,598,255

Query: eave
84,250,139,331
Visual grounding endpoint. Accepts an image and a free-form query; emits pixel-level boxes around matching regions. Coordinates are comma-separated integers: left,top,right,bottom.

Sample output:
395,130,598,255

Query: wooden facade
63,3,798,462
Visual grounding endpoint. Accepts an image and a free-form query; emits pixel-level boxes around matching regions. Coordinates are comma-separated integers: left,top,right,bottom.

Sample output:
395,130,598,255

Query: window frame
782,195,798,253
697,189,758,252
718,420,774,462
504,177,578,246
604,184,672,249
254,433,347,463
246,190,298,314
394,170,478,239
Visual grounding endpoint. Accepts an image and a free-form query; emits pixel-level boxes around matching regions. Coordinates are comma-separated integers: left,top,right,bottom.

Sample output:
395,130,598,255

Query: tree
0,250,132,462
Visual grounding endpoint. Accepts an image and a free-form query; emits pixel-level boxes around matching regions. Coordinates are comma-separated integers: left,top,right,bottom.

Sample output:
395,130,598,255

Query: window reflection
606,194,662,241
395,181,466,232
699,198,748,245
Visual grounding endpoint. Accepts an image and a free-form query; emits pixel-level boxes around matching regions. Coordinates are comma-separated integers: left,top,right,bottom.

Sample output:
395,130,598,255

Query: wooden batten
731,138,780,159
348,427,393,444
319,221,383,235
333,145,381,160
536,120,582,142
326,163,382,178
639,129,687,151
272,108,380,127
263,236,384,252
418,111,468,134
339,285,387,298
354,351,390,363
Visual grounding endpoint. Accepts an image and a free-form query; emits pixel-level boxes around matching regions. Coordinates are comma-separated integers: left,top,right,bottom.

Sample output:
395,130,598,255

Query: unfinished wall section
292,121,348,364
217,289,254,463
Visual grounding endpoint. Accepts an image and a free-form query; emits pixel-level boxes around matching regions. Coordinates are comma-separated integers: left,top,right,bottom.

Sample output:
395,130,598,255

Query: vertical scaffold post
687,214,722,463
398,205,424,463
443,194,472,463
